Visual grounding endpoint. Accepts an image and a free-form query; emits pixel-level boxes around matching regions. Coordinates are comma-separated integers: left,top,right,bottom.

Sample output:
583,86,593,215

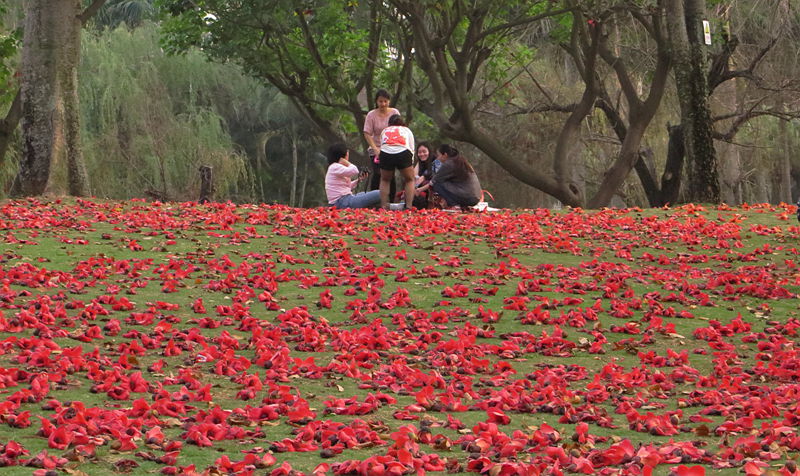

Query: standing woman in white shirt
379,114,415,210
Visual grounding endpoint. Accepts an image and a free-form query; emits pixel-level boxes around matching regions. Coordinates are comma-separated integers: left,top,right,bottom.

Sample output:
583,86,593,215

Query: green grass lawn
0,198,796,475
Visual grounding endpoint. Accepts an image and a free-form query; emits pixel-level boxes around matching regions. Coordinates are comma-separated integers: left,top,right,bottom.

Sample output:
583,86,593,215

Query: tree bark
754,167,769,204
64,28,90,197
666,0,719,203
198,165,213,203
289,134,298,207
0,90,22,166
712,12,742,205
633,148,659,206
779,115,792,203
299,156,309,208
12,0,90,197
233,130,276,172
660,125,685,206
589,2,671,208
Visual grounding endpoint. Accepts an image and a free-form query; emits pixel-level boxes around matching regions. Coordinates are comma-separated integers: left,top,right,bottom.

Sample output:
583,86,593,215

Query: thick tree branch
355,1,382,98
710,36,777,90
480,102,577,117
0,88,22,165
553,12,601,189
478,6,574,41
78,0,108,26
598,40,642,110
293,9,339,95
715,108,800,142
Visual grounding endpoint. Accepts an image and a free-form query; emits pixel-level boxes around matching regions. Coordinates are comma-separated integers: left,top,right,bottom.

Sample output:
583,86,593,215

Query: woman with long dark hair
410,142,433,207
429,144,482,208
413,142,433,184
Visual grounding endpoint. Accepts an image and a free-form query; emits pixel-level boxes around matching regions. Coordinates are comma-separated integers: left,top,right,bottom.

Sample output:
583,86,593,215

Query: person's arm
363,111,380,157
431,161,456,184
363,131,379,157
335,161,363,190
329,162,358,178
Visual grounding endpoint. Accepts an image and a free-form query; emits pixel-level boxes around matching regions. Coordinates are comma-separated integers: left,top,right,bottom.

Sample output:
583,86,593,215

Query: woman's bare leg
379,169,394,209
399,167,416,210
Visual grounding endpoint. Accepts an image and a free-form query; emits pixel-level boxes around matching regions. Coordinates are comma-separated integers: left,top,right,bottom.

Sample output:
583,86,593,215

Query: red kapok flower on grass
24,449,68,470
670,465,706,476
486,407,511,425
191,298,207,314
268,461,297,476
47,426,73,450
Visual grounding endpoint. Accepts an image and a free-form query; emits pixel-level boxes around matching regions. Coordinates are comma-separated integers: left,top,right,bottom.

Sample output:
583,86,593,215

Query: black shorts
378,150,413,171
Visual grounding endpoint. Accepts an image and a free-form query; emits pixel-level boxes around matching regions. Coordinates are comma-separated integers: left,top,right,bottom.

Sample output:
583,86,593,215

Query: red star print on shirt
384,128,407,146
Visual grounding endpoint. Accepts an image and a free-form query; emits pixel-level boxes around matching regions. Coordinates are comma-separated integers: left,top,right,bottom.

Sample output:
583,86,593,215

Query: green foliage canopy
157,0,405,142
0,0,20,106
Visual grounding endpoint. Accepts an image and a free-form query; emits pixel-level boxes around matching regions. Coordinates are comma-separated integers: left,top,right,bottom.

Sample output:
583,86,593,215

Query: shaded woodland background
1,0,798,208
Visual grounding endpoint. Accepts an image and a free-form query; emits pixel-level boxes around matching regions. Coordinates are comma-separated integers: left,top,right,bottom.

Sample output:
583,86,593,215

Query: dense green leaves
157,0,404,142
0,0,20,106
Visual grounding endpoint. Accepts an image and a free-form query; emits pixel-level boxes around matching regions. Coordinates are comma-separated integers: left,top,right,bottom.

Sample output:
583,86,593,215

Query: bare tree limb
78,0,108,26
0,88,22,165
479,102,577,117
478,6,574,41
715,108,800,142
710,36,778,90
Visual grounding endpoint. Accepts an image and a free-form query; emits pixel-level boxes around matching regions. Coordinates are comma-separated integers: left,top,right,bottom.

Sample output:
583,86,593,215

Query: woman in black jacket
430,144,482,208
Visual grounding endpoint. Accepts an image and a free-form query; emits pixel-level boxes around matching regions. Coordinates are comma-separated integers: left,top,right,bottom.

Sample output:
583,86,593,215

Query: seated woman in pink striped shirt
324,143,381,209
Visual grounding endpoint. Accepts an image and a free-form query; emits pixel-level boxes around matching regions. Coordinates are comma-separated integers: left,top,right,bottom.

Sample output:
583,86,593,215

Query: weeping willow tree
79,24,253,201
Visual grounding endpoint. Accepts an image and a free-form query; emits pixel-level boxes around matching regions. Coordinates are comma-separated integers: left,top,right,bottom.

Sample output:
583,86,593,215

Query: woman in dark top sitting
430,144,482,208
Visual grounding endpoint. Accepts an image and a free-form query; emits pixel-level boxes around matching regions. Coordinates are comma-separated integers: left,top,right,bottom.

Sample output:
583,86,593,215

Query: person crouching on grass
325,143,381,209
379,114,415,210
430,144,482,209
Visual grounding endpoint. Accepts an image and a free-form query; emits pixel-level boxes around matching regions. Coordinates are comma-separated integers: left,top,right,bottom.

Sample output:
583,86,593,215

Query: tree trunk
779,115,792,204
714,129,743,205
754,167,769,204
0,90,22,166
711,13,742,205
454,125,581,207
778,0,793,204
715,142,742,204
660,125,685,206
233,130,276,171
64,34,90,197
589,121,649,208
289,134,298,207
12,0,90,197
666,0,719,203
298,156,309,208
633,148,660,206
198,165,213,203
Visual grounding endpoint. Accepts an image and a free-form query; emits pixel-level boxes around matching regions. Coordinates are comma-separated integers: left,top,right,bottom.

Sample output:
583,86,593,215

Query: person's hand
371,146,380,157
